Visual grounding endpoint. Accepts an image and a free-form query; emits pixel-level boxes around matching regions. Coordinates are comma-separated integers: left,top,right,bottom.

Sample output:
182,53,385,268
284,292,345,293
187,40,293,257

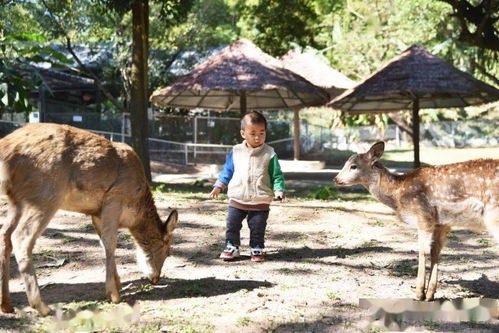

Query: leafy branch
40,0,126,112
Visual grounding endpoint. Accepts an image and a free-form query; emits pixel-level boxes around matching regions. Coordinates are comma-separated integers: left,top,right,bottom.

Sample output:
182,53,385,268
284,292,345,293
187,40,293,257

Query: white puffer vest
227,141,274,204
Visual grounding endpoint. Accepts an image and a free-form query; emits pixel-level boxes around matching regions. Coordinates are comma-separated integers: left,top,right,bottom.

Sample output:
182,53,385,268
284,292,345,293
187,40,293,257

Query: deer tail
0,160,9,195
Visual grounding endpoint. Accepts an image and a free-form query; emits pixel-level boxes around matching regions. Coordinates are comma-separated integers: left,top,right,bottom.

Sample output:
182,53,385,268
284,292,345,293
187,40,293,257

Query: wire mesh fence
300,119,498,154
0,114,496,166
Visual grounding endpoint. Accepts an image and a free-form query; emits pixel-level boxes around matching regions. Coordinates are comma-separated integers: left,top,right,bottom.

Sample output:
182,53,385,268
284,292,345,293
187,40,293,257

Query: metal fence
0,120,234,165
0,115,496,166
300,118,499,154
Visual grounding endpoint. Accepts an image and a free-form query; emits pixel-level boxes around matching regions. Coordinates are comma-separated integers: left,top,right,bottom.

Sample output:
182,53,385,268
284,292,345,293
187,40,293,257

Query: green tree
240,0,321,56
102,0,194,181
0,32,72,116
438,0,499,52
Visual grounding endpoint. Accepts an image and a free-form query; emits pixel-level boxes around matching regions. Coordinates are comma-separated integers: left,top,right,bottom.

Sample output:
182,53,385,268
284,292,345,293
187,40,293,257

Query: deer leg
92,215,121,293
99,203,121,303
91,216,103,238
425,226,450,301
0,203,22,313
483,206,499,243
12,207,58,316
416,229,432,300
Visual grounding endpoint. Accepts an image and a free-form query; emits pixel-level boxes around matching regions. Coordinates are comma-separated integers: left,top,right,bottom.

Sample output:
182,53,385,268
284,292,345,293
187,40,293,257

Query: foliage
0,33,71,115
307,184,338,200
240,0,321,56
437,0,499,52
1,0,497,129
316,0,454,80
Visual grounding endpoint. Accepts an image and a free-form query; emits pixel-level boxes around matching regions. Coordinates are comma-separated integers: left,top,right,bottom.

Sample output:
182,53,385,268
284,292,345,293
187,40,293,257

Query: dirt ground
0,177,498,332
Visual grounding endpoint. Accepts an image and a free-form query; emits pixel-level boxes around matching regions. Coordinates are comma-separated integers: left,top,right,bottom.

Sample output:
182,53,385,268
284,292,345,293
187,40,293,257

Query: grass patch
367,219,384,227
37,249,54,257
236,316,252,327
82,223,94,232
170,279,210,297
326,291,340,300
387,259,417,277
360,239,381,248
424,320,439,330
138,283,154,293
152,182,211,198
307,184,338,200
477,238,491,246
118,232,132,242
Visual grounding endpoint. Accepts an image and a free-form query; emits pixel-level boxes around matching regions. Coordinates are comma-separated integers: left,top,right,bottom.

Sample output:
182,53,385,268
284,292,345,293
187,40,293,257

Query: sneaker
220,242,240,261
250,247,265,262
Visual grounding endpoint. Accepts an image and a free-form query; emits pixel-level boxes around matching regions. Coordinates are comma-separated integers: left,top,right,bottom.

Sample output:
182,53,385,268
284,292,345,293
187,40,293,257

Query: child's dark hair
241,111,267,130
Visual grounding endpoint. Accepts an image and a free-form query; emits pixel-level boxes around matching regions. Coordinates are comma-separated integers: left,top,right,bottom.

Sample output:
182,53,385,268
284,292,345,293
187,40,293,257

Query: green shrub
307,185,338,200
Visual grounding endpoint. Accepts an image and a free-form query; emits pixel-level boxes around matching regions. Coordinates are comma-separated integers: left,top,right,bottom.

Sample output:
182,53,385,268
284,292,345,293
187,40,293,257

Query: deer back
395,160,499,228
0,123,154,225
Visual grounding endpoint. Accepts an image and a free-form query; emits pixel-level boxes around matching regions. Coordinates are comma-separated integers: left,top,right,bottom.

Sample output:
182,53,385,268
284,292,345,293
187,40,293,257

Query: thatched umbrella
280,49,356,97
150,39,329,159
280,49,356,158
330,45,499,168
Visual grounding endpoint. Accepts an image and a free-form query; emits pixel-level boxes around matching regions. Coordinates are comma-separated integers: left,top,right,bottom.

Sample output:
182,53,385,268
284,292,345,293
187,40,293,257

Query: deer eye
350,165,357,170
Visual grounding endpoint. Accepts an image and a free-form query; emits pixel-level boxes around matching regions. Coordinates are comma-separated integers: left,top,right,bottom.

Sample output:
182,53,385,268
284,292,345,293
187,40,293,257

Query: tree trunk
131,0,151,181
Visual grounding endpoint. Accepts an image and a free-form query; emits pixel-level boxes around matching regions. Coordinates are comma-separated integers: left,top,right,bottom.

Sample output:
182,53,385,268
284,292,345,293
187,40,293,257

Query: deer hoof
415,291,426,301
109,292,121,304
1,302,14,313
36,303,52,316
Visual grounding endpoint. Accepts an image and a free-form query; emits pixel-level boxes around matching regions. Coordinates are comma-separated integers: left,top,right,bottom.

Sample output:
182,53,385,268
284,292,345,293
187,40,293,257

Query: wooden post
412,99,420,168
193,116,197,159
239,90,247,118
293,107,301,160
38,85,46,122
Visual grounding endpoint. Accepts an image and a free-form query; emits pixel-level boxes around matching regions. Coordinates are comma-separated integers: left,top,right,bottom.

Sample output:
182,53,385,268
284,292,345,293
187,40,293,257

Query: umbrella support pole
240,91,247,118
293,108,301,160
412,99,420,169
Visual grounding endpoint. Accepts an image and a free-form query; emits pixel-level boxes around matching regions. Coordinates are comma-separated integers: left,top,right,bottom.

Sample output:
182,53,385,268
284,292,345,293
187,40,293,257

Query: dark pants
225,206,269,248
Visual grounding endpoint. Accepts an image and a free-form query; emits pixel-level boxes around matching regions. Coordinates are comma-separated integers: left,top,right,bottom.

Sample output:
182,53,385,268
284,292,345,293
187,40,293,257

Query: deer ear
367,142,385,163
162,209,178,235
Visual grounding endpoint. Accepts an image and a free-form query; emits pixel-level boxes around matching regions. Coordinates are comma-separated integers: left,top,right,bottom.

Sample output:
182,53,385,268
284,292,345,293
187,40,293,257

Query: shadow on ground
268,245,392,261
8,277,273,309
446,274,499,299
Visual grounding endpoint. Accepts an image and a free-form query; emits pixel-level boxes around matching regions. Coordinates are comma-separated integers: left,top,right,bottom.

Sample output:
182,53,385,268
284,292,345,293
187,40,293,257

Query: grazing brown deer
334,142,498,301
0,123,178,315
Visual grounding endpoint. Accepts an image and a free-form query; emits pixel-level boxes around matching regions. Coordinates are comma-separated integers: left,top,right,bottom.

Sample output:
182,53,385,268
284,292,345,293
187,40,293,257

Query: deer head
334,142,385,187
136,209,178,284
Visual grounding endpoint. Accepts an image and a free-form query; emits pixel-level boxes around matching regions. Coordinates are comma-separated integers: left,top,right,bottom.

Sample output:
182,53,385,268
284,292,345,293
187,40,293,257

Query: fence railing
0,117,497,165
92,128,288,165
300,119,499,154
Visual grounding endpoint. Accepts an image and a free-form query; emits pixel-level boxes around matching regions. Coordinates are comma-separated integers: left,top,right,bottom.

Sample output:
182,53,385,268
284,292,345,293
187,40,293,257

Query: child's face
240,123,266,148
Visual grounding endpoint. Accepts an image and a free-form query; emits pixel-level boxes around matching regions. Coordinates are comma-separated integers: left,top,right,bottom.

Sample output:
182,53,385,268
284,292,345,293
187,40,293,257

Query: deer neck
365,166,399,210
129,190,163,246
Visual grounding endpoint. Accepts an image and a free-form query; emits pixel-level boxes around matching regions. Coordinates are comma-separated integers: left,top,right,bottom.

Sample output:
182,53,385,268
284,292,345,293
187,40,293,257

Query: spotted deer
334,142,498,301
0,123,178,315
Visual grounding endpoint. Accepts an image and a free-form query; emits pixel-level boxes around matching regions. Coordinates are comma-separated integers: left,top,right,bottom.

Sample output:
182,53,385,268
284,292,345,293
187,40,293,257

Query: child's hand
210,187,221,199
275,191,285,202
